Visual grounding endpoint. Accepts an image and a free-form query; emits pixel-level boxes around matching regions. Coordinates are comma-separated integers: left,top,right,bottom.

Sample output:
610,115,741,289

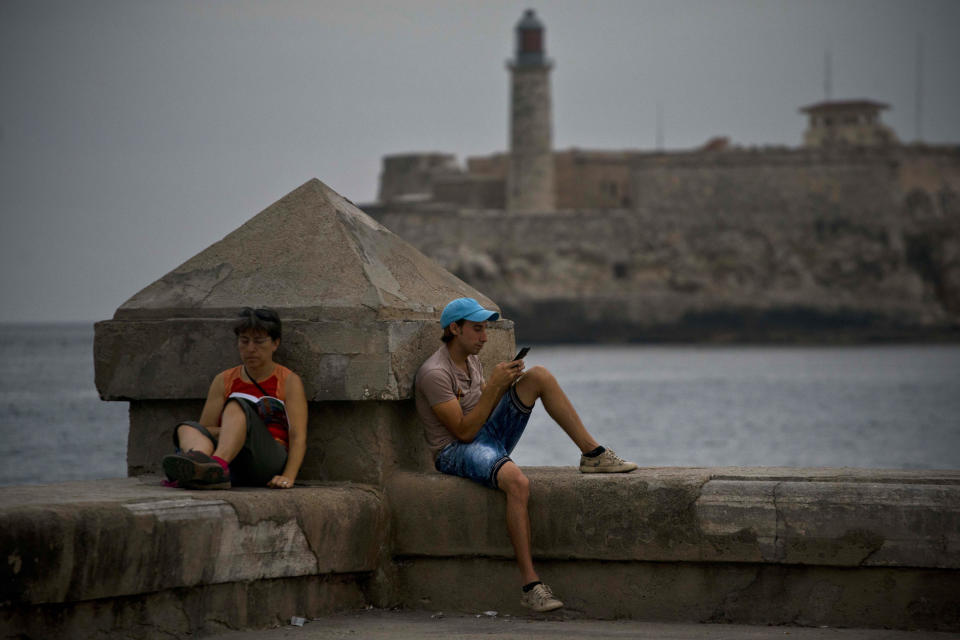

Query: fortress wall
555,150,633,210
381,147,960,220
458,149,639,210
897,147,960,198
432,174,505,209
377,153,459,203
630,148,901,218
374,207,950,341
371,148,960,340
466,152,508,178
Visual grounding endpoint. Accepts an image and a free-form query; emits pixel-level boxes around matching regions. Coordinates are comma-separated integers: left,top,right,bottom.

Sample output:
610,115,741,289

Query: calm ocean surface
1,323,958,487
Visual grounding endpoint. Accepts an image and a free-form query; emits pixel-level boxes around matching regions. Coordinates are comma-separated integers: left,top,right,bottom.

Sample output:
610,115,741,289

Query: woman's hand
268,475,295,489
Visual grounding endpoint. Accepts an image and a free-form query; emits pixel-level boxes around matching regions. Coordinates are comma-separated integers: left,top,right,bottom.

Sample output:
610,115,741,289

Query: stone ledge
0,478,386,607
386,467,960,568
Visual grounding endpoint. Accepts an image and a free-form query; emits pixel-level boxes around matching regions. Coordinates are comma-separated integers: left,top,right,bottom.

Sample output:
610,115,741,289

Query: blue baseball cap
440,297,500,328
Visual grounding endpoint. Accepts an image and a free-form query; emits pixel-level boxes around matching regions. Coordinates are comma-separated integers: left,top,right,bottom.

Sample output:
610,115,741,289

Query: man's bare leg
515,366,600,453
496,461,538,584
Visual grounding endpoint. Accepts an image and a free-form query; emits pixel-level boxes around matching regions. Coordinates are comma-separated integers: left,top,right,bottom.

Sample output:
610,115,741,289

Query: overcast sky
2,0,958,323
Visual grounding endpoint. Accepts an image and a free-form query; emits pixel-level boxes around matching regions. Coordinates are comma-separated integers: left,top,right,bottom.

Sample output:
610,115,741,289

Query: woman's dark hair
234,307,282,341
441,319,465,343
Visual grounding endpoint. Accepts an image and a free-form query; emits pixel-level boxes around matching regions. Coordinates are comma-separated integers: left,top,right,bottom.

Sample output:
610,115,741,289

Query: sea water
0,324,128,486
510,343,960,470
1,324,958,486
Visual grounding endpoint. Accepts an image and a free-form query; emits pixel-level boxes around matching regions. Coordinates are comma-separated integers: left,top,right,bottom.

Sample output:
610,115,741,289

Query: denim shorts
434,385,533,489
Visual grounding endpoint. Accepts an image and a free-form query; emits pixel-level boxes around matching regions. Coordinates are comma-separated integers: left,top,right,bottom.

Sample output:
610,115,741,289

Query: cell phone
513,347,530,361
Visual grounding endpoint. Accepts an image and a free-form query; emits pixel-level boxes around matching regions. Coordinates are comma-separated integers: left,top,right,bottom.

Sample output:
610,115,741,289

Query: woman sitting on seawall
161,307,308,490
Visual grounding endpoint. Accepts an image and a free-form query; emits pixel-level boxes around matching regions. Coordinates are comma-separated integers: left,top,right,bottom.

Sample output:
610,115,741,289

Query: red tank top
221,365,292,448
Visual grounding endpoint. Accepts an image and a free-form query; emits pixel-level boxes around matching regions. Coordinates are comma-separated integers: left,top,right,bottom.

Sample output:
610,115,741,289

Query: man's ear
447,322,460,336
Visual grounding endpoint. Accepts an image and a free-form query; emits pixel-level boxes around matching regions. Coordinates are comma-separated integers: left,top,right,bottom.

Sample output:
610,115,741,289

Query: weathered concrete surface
387,468,960,567
2,469,958,637
208,608,959,640
0,478,385,608
94,178,515,403
386,468,960,630
3,576,366,640
394,558,958,630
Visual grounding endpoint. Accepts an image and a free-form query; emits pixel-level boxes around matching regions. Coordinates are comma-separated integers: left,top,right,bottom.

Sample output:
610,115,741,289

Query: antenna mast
656,102,664,151
823,49,832,102
915,33,924,142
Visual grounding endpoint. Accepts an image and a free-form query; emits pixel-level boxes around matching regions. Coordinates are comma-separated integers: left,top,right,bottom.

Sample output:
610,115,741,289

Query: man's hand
489,358,525,392
268,475,294,489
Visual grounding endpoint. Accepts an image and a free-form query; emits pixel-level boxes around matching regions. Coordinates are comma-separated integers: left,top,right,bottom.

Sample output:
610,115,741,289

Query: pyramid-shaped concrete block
95,178,513,401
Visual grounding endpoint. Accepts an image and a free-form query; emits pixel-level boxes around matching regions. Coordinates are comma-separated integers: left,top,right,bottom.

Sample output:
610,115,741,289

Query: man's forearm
454,384,507,441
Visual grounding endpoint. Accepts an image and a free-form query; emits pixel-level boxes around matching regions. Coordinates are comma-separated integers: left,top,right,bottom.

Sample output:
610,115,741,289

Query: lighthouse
507,9,555,212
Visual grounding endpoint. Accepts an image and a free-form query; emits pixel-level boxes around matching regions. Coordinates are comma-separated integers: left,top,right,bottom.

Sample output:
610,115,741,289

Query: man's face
453,320,488,354
237,329,278,369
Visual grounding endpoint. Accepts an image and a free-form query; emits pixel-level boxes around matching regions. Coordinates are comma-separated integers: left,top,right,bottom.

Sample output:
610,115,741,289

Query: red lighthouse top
514,9,547,66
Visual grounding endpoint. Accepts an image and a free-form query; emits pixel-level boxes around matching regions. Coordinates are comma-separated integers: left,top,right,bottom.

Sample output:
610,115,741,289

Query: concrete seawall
386,467,960,628
3,467,958,637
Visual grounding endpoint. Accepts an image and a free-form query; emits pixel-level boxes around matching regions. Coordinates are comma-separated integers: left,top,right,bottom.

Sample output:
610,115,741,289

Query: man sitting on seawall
161,307,307,490
415,298,637,613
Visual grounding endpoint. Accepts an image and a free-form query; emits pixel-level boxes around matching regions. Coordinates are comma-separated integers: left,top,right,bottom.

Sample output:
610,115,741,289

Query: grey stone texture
93,178,515,481
206,609,960,640
3,468,958,637
387,468,960,629
0,479,375,638
0,480,386,606
95,177,513,402
507,64,555,212
388,467,960,567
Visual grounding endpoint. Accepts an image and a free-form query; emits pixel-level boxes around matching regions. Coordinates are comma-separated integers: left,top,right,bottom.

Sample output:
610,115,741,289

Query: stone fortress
366,9,960,342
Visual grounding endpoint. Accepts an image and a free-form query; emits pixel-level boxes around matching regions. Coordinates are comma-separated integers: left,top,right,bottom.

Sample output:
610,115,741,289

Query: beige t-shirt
415,345,485,458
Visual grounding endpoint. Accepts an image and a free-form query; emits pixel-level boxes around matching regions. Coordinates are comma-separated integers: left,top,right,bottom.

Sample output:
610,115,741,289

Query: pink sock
211,455,230,473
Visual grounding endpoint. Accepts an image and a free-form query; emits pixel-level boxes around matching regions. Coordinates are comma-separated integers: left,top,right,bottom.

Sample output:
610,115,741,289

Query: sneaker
162,450,231,489
521,583,564,613
579,447,638,474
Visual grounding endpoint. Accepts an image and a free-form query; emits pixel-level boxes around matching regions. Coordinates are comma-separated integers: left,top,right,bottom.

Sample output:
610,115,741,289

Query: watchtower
800,100,899,148
507,9,555,212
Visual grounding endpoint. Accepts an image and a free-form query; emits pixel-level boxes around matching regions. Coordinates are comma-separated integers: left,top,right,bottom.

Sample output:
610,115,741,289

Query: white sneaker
579,447,638,473
521,582,564,612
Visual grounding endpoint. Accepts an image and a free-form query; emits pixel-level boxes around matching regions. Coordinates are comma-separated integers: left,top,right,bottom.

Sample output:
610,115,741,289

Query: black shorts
174,398,288,486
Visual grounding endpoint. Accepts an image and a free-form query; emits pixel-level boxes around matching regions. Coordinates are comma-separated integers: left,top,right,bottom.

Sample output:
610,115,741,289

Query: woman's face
237,329,278,370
